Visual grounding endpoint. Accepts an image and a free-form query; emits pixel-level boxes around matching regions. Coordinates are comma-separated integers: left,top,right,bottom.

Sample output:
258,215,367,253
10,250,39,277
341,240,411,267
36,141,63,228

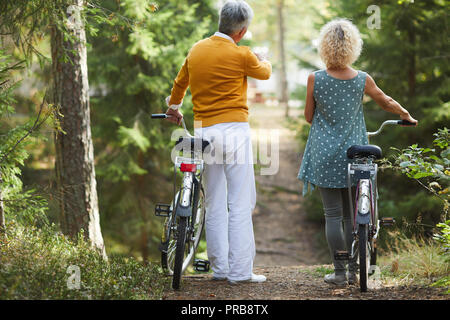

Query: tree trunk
277,0,289,118
50,0,106,257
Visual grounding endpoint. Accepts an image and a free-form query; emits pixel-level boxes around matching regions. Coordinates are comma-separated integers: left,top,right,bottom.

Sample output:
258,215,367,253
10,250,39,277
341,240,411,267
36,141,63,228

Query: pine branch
0,90,50,165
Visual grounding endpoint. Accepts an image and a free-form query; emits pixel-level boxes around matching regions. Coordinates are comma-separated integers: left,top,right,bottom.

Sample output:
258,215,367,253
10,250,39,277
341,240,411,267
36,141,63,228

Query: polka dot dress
298,70,369,196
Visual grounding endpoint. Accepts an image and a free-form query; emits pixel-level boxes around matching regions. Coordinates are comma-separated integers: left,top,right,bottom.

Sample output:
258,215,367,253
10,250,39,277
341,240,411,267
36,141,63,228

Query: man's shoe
324,273,347,286
249,273,267,283
212,276,227,281
228,273,267,285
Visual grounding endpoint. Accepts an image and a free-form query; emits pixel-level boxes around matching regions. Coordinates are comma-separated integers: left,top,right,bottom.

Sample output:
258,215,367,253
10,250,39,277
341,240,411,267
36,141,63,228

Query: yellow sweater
169,35,272,128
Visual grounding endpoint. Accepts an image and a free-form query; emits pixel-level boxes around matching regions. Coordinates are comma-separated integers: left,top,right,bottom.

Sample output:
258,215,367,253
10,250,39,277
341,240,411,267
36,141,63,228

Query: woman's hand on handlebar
166,108,183,126
400,112,418,126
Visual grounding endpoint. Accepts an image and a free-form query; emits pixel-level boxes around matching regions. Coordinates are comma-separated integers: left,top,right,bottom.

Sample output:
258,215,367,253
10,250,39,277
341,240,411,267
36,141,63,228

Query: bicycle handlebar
151,113,169,119
151,113,193,138
397,120,416,126
367,119,416,137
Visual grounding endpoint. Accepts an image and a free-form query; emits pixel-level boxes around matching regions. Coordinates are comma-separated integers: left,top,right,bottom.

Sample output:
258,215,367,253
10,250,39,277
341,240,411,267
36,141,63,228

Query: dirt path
162,265,447,300
249,104,324,267
162,104,448,300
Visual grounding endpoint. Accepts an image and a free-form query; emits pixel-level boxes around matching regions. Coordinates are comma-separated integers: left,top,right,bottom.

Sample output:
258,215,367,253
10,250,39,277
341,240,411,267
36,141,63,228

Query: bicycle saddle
175,137,212,153
347,144,382,159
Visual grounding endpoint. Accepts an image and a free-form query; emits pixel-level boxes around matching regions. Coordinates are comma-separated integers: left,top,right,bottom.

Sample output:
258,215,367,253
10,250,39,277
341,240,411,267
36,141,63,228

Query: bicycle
151,113,212,290
335,119,416,292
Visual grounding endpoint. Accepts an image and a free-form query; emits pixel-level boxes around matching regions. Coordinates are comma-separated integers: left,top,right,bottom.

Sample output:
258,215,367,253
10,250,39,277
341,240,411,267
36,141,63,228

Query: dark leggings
318,187,357,275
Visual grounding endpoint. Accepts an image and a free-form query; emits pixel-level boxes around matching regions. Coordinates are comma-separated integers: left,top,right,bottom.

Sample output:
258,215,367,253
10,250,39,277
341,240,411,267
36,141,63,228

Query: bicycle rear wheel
163,188,206,289
370,245,377,273
173,188,206,278
161,192,179,272
172,216,188,290
358,224,369,292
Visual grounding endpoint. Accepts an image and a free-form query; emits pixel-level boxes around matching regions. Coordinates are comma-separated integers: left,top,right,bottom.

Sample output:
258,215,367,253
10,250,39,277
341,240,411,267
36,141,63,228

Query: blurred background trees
1,0,217,262
1,0,448,264
326,0,449,238
86,0,217,261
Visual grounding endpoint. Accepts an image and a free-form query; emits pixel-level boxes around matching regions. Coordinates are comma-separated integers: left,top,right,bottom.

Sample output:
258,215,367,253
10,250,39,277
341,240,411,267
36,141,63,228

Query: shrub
0,221,169,299
388,128,450,291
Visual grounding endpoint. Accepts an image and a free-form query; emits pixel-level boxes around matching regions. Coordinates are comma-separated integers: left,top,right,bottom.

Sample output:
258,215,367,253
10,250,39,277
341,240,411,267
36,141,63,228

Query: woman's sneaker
324,273,347,286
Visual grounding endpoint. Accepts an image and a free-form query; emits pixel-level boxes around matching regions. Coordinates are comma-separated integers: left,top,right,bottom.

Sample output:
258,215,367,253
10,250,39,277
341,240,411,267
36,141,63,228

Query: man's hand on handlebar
166,108,183,126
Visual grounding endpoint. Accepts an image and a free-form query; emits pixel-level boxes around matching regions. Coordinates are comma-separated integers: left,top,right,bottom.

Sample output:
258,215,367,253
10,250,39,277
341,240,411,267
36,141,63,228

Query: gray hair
218,1,254,36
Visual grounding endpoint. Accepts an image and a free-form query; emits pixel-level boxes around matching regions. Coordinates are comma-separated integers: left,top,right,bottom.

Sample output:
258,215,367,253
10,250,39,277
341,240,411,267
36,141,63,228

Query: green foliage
3,0,219,261
391,128,449,218
379,231,449,290
0,221,168,299
0,49,50,228
329,0,449,150
394,128,450,182
84,0,217,259
389,129,450,288
434,220,450,258
298,0,450,240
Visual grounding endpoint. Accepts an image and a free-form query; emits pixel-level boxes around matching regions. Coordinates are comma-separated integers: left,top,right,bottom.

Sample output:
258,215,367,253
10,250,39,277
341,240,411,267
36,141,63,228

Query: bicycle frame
347,160,378,261
348,162,378,227
173,156,204,217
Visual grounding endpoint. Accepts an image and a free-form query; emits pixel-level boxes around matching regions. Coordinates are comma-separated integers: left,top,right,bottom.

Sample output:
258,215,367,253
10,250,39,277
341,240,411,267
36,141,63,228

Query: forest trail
162,104,448,300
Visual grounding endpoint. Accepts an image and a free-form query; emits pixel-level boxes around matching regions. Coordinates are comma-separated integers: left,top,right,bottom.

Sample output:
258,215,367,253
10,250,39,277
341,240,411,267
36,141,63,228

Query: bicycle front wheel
358,224,369,292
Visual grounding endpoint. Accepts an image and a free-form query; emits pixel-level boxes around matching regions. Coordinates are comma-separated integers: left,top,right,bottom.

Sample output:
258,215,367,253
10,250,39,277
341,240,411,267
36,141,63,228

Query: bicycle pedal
193,259,210,272
334,250,350,261
380,217,395,226
159,241,169,254
155,204,171,217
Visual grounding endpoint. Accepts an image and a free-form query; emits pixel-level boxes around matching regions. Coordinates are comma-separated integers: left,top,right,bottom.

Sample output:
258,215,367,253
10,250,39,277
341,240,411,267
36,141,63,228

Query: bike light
180,163,197,172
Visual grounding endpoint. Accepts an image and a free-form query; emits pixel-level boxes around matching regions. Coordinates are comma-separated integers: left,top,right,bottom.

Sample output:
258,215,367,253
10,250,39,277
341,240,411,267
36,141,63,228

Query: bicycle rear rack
155,204,172,217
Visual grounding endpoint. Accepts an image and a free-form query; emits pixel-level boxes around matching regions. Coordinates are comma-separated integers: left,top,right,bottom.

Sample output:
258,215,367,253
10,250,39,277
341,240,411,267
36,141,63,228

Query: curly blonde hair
318,19,363,69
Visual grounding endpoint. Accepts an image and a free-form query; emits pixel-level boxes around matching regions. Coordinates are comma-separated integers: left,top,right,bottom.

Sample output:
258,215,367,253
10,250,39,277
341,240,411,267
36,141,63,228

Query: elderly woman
165,1,272,284
298,19,417,286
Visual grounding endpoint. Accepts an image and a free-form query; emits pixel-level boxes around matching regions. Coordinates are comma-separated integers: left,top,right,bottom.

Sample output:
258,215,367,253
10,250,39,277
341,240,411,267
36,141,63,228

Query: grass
378,231,449,292
0,221,169,299
310,266,334,277
303,231,449,294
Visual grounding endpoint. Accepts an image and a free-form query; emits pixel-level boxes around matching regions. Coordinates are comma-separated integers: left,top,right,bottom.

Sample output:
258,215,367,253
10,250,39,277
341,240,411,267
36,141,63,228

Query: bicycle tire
174,187,206,276
172,216,188,290
160,214,171,271
191,187,205,254
161,192,179,273
358,224,369,292
370,246,377,270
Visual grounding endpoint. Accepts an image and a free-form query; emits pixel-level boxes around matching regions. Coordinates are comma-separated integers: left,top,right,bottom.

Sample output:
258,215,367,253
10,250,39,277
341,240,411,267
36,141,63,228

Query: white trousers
195,122,257,281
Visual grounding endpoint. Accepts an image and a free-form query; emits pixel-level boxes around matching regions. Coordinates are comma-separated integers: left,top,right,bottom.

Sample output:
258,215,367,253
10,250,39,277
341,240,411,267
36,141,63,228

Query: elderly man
165,0,272,284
